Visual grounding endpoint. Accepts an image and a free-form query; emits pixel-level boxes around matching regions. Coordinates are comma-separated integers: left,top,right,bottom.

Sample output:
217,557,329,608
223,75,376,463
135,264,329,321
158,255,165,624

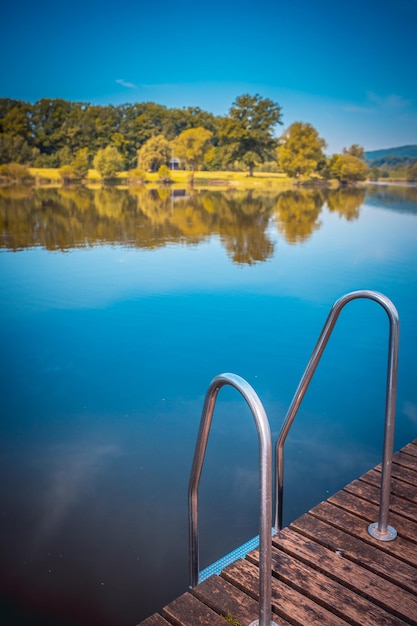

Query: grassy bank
28,167,323,190
144,169,295,189
27,167,410,189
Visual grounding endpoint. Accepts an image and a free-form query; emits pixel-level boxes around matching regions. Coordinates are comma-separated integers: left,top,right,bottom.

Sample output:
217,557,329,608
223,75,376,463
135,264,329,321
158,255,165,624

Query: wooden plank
327,489,417,544
376,462,417,487
137,439,417,626
316,491,417,552
392,450,417,471
344,478,417,522
374,450,417,479
272,527,417,625
246,544,409,626
193,575,292,626
359,468,417,503
162,592,227,626
222,557,350,626
400,441,417,457
137,615,173,626
291,513,417,594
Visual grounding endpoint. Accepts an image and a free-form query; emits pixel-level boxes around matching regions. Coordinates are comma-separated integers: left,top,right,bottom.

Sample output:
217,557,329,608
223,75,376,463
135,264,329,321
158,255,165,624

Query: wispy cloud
343,92,413,114
367,91,412,110
115,78,137,89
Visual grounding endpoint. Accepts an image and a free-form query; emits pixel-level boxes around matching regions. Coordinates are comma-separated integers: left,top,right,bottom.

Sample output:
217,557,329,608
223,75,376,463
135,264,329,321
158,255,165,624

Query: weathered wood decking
138,440,417,626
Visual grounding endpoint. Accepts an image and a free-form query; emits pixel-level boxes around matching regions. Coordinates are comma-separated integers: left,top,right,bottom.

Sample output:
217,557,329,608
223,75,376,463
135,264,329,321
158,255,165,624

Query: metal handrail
274,290,400,542
189,373,278,626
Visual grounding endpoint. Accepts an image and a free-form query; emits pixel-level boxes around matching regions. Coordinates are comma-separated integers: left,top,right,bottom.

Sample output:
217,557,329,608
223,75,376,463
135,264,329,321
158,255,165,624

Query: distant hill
365,145,417,162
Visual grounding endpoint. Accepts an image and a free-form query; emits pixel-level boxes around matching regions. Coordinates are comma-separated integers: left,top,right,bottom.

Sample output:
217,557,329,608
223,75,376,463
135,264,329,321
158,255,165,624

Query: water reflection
214,191,275,264
365,183,417,214
0,186,381,262
403,400,417,426
326,187,366,221
274,189,324,243
0,187,276,264
33,444,121,555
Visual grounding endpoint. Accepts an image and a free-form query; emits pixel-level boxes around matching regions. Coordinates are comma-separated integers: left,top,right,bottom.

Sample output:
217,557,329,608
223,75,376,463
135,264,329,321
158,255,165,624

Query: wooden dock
137,440,417,626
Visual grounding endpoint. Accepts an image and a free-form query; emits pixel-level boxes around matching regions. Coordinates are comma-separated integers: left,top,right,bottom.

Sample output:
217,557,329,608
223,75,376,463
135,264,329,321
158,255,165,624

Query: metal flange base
368,522,397,541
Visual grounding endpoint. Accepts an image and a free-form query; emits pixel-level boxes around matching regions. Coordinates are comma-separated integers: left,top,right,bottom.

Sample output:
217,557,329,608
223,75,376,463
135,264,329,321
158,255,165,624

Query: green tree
59,164,76,185
72,148,90,180
172,127,213,179
0,103,31,138
219,94,282,176
330,154,368,185
137,135,171,171
203,146,225,171
132,102,172,145
368,165,380,181
0,133,39,165
31,98,74,154
0,97,224,172
407,162,417,182
33,152,61,167
277,122,326,179
0,162,33,184
128,168,147,185
74,104,121,153
343,144,365,159
93,146,125,179
56,146,73,166
157,164,172,184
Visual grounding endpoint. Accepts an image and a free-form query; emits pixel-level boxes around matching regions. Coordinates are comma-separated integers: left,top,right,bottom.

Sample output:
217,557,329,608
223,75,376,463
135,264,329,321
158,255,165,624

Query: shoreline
0,167,411,190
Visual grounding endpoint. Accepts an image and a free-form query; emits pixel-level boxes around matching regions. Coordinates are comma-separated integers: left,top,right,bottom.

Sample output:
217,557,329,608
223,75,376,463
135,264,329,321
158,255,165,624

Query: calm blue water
0,184,416,625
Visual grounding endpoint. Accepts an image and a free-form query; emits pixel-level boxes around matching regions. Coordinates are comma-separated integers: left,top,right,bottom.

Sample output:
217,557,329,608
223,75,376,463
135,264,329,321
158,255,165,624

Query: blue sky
2,0,417,153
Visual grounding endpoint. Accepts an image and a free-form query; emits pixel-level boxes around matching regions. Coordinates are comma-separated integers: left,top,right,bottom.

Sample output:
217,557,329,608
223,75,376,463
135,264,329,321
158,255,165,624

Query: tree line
0,97,219,167
366,155,417,181
0,94,378,184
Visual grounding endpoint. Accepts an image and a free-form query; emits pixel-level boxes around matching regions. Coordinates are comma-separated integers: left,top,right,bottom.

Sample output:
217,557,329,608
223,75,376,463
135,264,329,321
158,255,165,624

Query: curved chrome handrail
189,373,277,626
274,290,400,542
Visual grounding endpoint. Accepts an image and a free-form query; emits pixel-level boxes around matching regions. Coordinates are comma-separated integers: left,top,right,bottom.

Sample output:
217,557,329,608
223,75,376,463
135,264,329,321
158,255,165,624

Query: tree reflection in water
273,189,324,243
326,187,366,221
365,183,417,215
0,185,387,262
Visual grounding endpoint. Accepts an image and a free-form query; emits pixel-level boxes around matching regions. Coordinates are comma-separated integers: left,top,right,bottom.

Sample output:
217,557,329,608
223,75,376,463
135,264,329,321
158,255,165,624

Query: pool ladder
188,290,400,626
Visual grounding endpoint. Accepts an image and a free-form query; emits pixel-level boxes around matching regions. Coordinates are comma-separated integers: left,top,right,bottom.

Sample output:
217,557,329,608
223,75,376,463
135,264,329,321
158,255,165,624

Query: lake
1,183,416,625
